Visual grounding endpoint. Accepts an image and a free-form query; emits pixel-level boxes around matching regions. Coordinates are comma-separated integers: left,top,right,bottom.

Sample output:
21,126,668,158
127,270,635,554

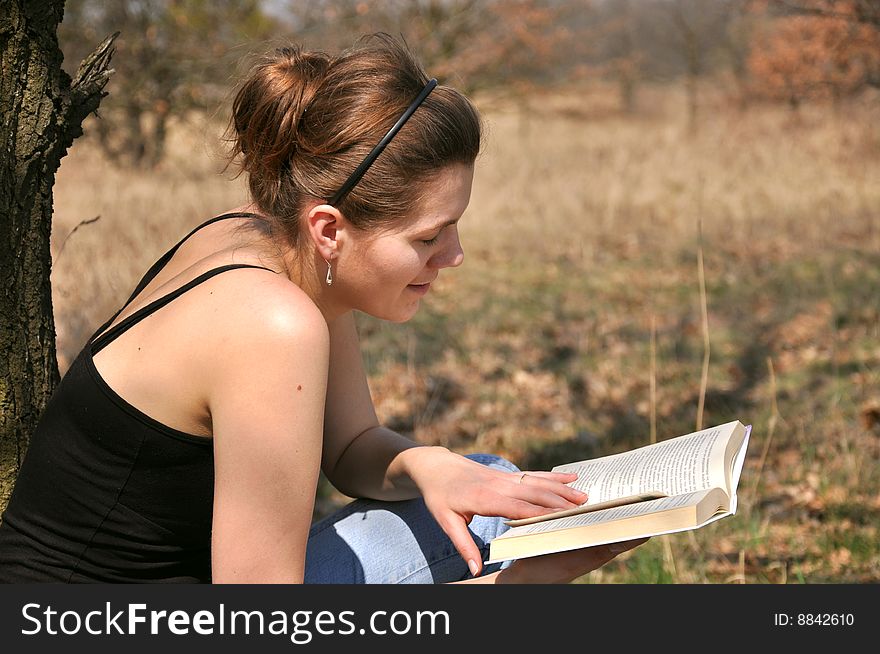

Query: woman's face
337,164,474,322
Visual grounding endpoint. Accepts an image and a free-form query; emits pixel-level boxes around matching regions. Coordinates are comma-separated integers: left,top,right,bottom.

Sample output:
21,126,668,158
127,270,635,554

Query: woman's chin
356,292,425,323
388,308,419,323
381,301,422,324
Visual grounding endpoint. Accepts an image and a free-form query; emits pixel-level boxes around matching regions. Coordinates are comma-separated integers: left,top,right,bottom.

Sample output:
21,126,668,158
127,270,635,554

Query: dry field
52,83,880,583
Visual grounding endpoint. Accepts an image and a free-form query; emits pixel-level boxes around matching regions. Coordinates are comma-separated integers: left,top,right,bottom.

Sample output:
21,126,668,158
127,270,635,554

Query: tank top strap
122,212,264,311
89,212,264,342
90,263,275,355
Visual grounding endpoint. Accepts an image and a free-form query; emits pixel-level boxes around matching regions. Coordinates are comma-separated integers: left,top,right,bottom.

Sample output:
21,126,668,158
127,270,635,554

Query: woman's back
0,212,278,582
88,211,281,438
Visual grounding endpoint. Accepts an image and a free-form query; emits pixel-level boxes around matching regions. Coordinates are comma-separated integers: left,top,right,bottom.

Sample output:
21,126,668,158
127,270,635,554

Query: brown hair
227,33,482,248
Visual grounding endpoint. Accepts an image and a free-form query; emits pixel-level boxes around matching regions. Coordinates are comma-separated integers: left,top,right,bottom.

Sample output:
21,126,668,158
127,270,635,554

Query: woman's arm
208,280,330,583
320,311,424,499
320,314,577,505
320,313,590,575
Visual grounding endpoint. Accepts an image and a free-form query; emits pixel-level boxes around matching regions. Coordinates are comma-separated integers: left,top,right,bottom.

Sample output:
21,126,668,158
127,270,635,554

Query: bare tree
592,0,645,113
280,0,585,97
772,0,880,27
719,0,758,109
0,1,116,513
59,0,274,168
644,0,735,131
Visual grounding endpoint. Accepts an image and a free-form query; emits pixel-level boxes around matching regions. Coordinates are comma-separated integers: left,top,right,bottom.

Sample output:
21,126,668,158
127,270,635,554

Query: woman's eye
421,235,440,246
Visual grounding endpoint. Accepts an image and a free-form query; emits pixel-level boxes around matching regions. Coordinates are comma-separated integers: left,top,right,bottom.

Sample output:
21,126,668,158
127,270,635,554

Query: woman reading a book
0,34,644,584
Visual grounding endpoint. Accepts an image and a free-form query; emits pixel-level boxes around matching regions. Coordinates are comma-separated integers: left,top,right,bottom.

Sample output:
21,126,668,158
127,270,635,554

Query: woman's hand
402,447,589,576
494,538,649,584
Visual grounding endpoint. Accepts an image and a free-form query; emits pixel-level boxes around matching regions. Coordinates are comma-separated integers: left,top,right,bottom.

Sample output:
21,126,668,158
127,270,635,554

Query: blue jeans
303,454,517,583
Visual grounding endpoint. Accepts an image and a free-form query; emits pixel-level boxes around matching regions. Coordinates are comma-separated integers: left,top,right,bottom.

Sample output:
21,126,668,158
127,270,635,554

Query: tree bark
0,0,116,515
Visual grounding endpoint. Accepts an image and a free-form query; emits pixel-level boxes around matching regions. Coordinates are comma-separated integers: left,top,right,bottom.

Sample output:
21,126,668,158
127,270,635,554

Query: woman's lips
407,282,431,296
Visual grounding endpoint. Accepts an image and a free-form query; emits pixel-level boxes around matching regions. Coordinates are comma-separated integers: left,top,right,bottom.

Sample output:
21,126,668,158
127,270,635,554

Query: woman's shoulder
208,268,328,348
189,268,329,404
175,212,326,338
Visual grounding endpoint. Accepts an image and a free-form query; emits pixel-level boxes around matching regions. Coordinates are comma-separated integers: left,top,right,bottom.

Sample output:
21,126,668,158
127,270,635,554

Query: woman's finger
436,512,484,578
517,473,588,505
513,470,579,483
482,496,573,521
507,482,582,510
516,472,587,506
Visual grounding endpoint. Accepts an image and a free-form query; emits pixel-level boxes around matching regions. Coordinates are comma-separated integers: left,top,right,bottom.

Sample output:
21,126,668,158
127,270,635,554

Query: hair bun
228,46,331,206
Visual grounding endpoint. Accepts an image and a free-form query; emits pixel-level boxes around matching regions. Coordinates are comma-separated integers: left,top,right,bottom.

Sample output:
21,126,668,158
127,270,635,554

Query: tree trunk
0,0,116,515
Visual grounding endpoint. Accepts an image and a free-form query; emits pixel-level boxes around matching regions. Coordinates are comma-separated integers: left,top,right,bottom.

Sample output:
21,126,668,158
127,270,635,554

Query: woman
0,34,644,583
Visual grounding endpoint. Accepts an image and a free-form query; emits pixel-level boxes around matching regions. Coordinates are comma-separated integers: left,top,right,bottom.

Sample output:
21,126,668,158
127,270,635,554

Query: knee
464,452,520,474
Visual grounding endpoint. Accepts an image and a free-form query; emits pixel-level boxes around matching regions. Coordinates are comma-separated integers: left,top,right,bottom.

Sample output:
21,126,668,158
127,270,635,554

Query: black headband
328,78,438,207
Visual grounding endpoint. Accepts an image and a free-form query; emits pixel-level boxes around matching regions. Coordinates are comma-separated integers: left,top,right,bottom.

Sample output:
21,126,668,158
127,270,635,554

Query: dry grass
466,84,880,262
52,82,880,583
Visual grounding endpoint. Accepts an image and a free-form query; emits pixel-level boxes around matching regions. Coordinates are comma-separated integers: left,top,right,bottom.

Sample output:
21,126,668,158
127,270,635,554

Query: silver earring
325,258,333,286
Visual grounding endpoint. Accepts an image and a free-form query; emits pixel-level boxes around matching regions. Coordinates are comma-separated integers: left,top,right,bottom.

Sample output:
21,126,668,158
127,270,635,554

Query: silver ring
517,472,528,484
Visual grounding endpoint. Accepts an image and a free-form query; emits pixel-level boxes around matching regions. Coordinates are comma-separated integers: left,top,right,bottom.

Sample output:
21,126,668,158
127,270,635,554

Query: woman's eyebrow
423,217,460,233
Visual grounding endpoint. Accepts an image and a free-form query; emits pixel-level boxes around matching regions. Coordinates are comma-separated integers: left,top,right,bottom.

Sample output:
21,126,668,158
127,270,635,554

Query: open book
486,420,751,563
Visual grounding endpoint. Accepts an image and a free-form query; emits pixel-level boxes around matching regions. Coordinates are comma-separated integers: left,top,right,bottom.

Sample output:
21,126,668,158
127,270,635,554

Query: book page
502,491,712,538
553,423,737,504
727,424,751,513
486,487,732,562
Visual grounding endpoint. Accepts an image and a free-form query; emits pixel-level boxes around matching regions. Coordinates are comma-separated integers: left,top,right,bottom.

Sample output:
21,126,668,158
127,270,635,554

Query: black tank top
0,212,275,583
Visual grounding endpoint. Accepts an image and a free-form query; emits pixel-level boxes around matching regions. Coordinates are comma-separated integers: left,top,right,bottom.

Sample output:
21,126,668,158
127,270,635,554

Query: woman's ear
305,204,343,260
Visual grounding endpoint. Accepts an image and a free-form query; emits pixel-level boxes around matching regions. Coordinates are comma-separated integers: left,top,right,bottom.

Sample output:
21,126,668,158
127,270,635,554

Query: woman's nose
433,231,464,269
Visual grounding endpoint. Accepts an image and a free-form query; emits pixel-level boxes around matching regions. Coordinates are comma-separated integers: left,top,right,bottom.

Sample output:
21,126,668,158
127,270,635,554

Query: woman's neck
232,203,348,324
